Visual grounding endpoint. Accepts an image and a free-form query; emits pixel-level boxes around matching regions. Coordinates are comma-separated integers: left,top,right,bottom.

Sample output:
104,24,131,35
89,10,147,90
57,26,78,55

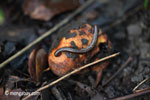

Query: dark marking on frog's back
70,41,78,49
65,52,78,61
88,29,92,33
81,38,89,45
49,21,86,54
73,26,80,30
79,31,84,35
65,32,77,39
80,24,86,28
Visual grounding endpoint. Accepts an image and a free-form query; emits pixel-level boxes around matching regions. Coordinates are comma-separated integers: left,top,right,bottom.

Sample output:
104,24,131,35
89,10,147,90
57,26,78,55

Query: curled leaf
35,49,48,81
28,47,48,82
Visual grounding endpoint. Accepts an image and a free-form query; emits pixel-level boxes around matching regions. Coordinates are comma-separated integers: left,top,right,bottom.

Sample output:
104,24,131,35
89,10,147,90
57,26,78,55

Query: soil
0,0,149,100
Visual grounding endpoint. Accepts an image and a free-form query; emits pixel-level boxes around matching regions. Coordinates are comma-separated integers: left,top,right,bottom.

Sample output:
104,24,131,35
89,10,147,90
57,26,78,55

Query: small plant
144,0,150,9
0,8,5,25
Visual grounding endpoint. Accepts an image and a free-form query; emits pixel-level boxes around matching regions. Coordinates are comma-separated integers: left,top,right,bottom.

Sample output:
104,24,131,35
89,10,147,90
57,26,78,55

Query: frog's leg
92,61,110,87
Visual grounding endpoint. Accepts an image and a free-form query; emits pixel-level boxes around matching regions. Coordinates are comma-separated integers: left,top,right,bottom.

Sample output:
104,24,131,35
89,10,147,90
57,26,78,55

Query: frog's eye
99,42,109,53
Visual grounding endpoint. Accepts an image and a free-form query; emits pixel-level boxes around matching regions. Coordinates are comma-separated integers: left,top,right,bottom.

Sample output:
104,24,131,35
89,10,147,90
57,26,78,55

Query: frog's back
49,21,86,53
48,23,102,76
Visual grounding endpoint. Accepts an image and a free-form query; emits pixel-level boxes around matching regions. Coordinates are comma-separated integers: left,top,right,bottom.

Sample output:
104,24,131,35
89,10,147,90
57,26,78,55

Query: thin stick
112,88,150,100
22,52,120,100
0,0,95,69
133,77,149,92
102,56,132,87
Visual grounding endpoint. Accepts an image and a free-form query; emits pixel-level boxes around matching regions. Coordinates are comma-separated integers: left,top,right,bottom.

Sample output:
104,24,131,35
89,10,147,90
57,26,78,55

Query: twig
135,88,150,93
102,57,132,87
133,77,149,92
112,88,150,100
22,52,120,100
0,0,95,69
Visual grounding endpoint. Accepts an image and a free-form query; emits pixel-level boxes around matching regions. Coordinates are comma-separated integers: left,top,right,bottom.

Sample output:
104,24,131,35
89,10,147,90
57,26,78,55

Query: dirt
0,0,149,100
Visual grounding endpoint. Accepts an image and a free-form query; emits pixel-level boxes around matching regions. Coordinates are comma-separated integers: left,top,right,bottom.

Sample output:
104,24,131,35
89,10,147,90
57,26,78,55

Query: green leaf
0,8,5,25
144,0,148,9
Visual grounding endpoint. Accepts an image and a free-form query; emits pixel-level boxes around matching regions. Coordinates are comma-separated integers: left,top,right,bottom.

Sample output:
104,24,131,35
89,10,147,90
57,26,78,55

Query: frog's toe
92,61,110,87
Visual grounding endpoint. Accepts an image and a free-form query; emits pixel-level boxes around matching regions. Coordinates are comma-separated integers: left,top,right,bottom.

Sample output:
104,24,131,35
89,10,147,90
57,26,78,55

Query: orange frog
28,24,112,86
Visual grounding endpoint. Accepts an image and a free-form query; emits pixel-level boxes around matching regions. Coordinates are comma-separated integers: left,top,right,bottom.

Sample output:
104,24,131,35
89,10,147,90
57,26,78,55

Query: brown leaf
28,47,39,80
23,0,79,21
28,47,48,82
0,88,4,96
35,49,48,81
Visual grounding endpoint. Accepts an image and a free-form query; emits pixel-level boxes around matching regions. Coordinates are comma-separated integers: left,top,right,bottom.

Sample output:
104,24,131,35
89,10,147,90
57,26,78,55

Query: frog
28,23,112,86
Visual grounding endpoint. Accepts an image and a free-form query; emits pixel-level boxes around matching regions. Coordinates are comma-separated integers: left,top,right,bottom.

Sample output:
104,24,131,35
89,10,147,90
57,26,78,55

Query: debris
0,25,36,43
4,41,16,56
23,0,80,21
51,86,64,100
10,54,27,69
102,57,132,87
127,23,142,36
0,88,4,96
0,8,5,25
91,92,108,100
114,32,126,40
133,78,150,92
28,47,48,82
112,88,150,100
104,85,117,98
75,81,96,96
